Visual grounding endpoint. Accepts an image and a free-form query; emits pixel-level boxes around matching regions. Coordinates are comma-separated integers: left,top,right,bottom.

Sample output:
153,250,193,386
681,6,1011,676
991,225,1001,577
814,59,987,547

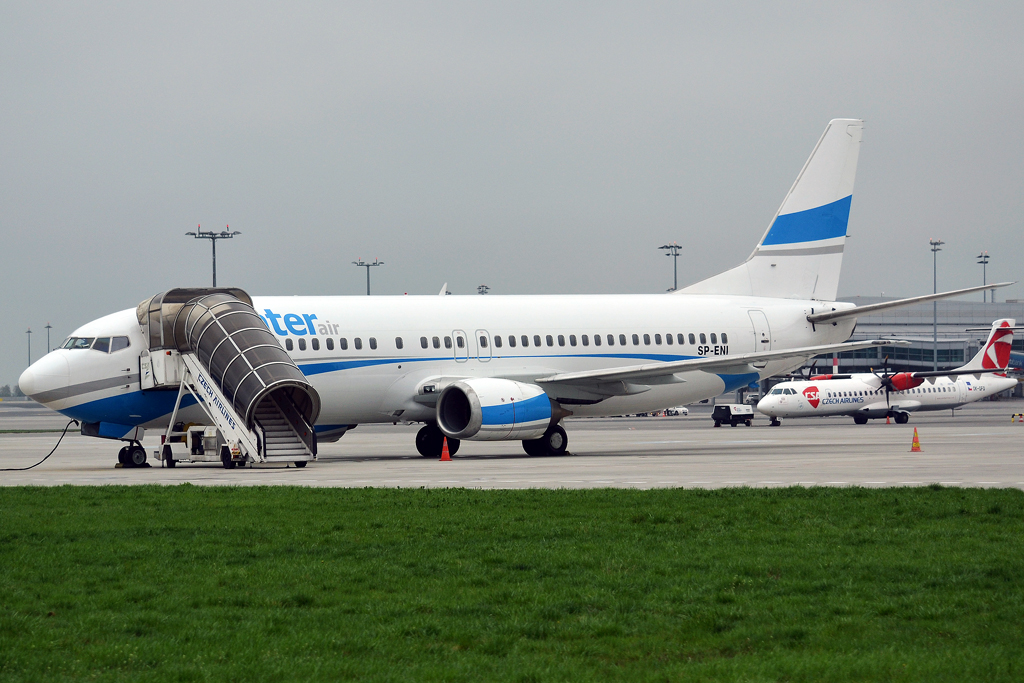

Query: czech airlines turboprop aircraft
17,119,1010,467
757,319,1019,425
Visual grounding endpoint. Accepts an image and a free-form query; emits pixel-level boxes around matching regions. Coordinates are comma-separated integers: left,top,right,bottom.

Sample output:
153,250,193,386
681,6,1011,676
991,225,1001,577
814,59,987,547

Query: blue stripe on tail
761,195,852,246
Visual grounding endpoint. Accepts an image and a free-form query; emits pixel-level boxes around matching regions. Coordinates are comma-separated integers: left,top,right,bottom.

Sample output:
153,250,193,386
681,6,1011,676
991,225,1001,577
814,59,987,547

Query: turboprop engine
436,378,568,441
886,372,924,392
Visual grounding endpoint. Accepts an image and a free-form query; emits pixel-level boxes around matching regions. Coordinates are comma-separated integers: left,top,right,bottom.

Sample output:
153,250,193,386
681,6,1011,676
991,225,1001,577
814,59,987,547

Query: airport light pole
930,238,944,371
477,285,490,295
26,328,31,367
977,251,989,303
185,225,241,287
659,242,682,292
352,258,383,295
44,323,52,354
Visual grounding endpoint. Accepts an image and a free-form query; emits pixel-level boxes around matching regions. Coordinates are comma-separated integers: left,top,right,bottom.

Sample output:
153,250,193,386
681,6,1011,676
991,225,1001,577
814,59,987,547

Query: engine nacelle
889,373,924,392
436,378,556,441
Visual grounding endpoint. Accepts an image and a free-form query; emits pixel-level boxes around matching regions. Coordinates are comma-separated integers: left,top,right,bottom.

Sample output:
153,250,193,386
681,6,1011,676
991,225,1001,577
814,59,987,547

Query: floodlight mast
658,242,682,292
930,238,944,371
352,258,384,295
185,225,241,287
977,251,990,302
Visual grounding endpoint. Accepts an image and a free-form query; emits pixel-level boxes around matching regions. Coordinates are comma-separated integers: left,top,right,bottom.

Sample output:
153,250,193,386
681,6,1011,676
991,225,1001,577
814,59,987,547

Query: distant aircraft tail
958,319,1015,372
680,118,863,300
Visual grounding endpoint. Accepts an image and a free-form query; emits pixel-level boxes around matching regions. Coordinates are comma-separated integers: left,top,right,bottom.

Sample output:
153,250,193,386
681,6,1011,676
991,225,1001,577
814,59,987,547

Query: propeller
870,356,924,407
870,356,892,407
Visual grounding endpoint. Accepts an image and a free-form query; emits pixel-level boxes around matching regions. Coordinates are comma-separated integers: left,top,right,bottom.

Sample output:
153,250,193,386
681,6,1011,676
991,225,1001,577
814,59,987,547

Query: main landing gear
117,442,148,468
416,423,461,458
522,424,568,457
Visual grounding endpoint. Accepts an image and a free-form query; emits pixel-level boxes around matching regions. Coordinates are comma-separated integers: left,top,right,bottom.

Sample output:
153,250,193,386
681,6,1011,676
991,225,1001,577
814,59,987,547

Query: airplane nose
756,397,773,415
18,354,70,404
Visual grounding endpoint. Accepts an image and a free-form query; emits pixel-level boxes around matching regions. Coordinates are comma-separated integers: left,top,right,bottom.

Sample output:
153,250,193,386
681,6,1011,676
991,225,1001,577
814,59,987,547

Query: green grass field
2,486,1023,682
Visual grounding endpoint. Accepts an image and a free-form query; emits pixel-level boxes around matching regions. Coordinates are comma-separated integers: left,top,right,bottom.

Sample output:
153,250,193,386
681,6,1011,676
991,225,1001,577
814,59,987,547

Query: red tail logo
983,321,1013,370
803,386,820,408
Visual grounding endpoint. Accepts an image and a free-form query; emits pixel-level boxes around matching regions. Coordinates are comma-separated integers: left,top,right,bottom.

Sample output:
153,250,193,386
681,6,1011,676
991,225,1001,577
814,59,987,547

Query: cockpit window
67,337,95,350
771,388,783,395
111,336,130,352
93,337,111,353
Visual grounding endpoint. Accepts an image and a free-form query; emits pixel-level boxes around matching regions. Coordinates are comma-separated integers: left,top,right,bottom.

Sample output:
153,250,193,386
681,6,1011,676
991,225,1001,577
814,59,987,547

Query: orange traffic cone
910,428,922,453
886,415,891,425
440,437,451,461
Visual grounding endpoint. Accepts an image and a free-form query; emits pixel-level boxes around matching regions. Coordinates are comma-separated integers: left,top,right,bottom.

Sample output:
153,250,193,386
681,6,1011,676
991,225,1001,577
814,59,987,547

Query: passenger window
493,336,502,348
655,334,662,345
445,336,452,349
395,337,403,350
689,333,696,345
285,338,294,351
665,334,672,345
339,338,348,350
455,336,464,349
298,338,307,351
677,333,685,345
632,334,640,346
643,334,651,345
581,334,588,347
522,335,530,347
509,336,517,348
699,333,707,345
606,334,614,346
546,335,554,347
722,333,729,344
619,334,627,346
326,338,335,351
421,336,428,349
311,338,320,351
534,335,542,347
557,335,565,347
594,334,601,346
479,336,488,348
369,337,377,350
433,336,441,349
92,337,111,353
569,335,577,347
710,333,717,344
354,338,363,350
111,336,130,352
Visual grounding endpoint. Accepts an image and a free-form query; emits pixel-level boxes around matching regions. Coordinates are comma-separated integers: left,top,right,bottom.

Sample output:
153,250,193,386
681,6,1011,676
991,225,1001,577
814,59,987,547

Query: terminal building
749,296,1024,400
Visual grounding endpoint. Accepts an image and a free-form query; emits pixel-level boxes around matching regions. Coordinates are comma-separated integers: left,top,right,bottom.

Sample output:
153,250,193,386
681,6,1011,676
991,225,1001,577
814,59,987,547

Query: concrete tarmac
1,401,1022,488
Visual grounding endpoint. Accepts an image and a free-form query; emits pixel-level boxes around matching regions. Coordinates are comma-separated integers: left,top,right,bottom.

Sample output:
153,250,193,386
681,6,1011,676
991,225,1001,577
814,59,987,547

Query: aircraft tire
294,461,307,468
714,421,721,428
770,418,781,427
416,424,445,458
853,415,869,425
128,445,147,467
895,412,910,424
543,425,568,456
522,439,545,456
117,446,129,465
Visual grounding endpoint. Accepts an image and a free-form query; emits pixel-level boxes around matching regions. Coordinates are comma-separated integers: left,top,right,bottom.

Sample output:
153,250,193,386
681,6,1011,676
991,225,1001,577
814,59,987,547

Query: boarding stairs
138,288,319,467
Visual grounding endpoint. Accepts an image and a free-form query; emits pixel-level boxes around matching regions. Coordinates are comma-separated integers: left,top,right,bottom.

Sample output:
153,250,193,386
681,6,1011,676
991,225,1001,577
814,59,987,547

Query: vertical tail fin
958,319,1015,372
681,119,863,300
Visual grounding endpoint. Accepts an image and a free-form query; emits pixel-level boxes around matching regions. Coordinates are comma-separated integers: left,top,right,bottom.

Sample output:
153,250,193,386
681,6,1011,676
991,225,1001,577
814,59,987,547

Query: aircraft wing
807,282,1014,324
535,339,909,386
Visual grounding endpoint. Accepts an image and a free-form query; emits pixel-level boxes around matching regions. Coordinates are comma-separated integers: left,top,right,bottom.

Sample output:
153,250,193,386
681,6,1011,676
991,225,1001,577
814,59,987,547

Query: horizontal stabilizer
807,282,1015,324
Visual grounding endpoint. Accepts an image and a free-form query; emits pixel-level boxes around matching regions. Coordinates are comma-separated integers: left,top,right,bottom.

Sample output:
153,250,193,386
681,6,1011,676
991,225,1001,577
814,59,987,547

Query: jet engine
436,378,564,441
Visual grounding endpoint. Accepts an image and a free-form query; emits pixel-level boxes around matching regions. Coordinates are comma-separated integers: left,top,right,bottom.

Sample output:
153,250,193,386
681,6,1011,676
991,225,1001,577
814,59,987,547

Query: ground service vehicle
712,404,754,427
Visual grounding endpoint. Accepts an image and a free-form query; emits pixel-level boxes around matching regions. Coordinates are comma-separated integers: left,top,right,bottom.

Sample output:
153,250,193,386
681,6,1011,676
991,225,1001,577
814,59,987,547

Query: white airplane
18,119,1008,467
756,319,1019,425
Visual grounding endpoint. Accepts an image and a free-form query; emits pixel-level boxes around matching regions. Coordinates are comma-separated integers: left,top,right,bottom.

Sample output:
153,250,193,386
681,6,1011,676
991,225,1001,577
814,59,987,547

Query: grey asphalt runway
1,401,1022,488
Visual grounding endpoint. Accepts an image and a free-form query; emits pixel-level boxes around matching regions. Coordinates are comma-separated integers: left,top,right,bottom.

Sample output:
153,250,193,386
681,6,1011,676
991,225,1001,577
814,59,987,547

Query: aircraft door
475,330,492,362
748,310,771,368
452,330,469,363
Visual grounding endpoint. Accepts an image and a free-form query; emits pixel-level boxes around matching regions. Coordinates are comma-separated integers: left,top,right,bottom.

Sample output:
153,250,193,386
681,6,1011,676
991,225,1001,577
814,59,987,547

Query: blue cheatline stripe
59,391,198,427
761,195,852,246
297,352,702,376
717,372,761,394
480,393,551,427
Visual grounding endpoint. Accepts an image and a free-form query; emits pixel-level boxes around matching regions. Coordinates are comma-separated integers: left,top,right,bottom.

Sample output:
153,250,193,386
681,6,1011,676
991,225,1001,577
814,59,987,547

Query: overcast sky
2,1,1023,386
